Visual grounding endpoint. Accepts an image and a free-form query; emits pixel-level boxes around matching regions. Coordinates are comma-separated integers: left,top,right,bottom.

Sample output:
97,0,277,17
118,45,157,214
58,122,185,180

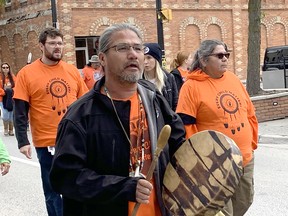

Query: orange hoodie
176,69,258,166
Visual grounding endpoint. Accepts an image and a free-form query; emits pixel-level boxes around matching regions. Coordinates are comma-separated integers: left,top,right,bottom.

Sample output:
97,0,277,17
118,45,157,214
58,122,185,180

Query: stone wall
251,92,288,122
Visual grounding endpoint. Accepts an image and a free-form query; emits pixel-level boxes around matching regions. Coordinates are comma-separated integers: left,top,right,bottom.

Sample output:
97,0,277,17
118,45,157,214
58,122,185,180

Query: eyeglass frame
105,43,145,53
208,52,230,59
45,41,65,47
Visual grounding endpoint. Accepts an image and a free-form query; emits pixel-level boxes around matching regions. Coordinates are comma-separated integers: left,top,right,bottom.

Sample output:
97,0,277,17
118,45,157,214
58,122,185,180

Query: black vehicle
262,45,288,71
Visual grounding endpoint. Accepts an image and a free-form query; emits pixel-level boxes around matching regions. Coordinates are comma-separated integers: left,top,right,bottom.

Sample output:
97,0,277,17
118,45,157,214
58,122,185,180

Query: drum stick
131,124,171,216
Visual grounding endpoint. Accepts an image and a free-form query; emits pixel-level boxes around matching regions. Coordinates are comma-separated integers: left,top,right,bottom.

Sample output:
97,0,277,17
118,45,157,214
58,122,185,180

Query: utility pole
156,0,164,51
51,0,57,28
156,0,165,67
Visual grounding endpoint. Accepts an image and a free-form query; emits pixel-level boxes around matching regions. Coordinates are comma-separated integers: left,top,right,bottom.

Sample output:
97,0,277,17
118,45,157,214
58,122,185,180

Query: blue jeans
0,102,13,121
36,147,63,216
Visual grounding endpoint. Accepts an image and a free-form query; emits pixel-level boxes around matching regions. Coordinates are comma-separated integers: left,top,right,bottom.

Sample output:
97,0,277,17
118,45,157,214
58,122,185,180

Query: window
75,36,100,69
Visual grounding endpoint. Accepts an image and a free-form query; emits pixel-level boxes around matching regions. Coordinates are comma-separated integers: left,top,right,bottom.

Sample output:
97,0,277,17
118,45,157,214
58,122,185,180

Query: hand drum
162,130,243,216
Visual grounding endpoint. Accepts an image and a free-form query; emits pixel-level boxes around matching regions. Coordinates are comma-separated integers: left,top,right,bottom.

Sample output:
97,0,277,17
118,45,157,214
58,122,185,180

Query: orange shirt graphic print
46,77,70,116
129,92,152,177
216,91,243,134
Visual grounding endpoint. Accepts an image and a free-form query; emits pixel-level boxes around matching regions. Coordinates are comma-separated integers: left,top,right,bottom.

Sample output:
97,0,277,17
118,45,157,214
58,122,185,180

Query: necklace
104,86,146,177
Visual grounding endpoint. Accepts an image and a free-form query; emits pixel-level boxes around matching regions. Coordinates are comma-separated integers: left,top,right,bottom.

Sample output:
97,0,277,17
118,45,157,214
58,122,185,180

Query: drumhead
162,130,243,216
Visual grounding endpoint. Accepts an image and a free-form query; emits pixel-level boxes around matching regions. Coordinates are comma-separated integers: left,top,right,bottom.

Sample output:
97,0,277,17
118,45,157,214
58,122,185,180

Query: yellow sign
161,8,172,21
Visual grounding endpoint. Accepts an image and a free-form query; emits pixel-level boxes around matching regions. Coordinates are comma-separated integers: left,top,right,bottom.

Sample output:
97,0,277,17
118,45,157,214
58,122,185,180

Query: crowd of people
0,24,258,216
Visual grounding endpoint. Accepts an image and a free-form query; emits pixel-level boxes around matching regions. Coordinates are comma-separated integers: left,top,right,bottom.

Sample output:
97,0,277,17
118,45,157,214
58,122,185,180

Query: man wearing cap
82,55,104,89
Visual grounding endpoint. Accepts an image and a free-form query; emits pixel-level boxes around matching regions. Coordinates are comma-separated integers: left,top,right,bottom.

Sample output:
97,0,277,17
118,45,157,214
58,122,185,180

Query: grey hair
99,23,143,53
191,39,225,71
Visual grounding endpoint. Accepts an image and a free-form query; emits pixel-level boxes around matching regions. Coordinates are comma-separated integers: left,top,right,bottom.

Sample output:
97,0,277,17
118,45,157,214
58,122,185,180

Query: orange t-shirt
13,59,88,147
176,70,258,166
82,65,103,90
112,92,161,216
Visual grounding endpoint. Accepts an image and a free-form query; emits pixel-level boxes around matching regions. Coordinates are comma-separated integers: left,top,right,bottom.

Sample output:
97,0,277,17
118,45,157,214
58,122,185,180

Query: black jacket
162,70,178,111
3,88,14,111
50,77,186,216
171,68,184,93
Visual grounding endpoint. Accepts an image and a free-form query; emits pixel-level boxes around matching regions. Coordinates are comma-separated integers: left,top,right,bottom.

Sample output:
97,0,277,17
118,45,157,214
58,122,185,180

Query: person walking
0,62,16,136
170,51,193,92
176,39,258,216
82,55,103,89
143,43,178,111
13,27,88,216
0,138,11,176
50,23,186,216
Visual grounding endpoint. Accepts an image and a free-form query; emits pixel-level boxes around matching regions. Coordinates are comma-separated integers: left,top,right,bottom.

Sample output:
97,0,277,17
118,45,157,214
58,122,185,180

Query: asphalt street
0,130,46,216
0,118,288,216
245,143,288,216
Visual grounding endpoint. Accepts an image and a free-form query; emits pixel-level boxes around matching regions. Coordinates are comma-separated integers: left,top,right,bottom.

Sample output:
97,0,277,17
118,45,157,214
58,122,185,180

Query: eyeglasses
2,66,9,69
45,41,65,47
106,43,145,53
209,53,230,59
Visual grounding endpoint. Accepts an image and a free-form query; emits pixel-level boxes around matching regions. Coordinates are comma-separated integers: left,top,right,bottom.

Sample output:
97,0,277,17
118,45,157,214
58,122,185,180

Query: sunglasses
2,66,9,69
209,53,230,59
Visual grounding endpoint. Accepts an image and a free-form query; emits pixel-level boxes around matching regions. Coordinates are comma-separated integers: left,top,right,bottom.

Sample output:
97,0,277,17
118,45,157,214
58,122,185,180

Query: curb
258,134,288,144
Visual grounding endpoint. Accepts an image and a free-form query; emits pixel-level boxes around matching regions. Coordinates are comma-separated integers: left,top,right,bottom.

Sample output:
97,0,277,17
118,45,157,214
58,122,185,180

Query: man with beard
49,23,186,216
13,27,88,216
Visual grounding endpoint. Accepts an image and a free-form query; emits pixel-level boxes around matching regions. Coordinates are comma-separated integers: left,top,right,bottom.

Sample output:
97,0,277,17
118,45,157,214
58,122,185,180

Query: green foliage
261,11,266,19
0,0,6,8
0,0,6,6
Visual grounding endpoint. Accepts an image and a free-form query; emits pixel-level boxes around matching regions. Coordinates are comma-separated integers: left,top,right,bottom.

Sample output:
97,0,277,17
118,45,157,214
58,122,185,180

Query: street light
51,0,57,28
155,0,166,68
27,52,32,64
156,0,172,68
156,0,164,52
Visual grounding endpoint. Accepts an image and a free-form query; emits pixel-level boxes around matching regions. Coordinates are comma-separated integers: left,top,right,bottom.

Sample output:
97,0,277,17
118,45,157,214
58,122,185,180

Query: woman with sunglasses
0,62,16,136
176,39,258,216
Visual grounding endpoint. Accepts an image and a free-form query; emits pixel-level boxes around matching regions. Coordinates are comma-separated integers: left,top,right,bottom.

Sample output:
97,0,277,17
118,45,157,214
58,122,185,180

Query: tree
0,0,6,12
246,0,262,96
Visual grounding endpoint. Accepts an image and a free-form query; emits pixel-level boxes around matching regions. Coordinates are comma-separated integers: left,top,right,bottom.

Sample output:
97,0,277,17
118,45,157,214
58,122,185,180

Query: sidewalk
258,117,288,144
0,117,287,144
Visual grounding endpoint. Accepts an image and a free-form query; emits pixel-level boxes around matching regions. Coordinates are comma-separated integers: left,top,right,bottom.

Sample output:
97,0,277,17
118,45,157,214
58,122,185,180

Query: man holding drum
50,23,186,216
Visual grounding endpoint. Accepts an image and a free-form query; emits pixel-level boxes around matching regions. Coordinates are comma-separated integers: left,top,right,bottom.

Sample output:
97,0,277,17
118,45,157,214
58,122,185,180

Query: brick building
1,0,288,80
